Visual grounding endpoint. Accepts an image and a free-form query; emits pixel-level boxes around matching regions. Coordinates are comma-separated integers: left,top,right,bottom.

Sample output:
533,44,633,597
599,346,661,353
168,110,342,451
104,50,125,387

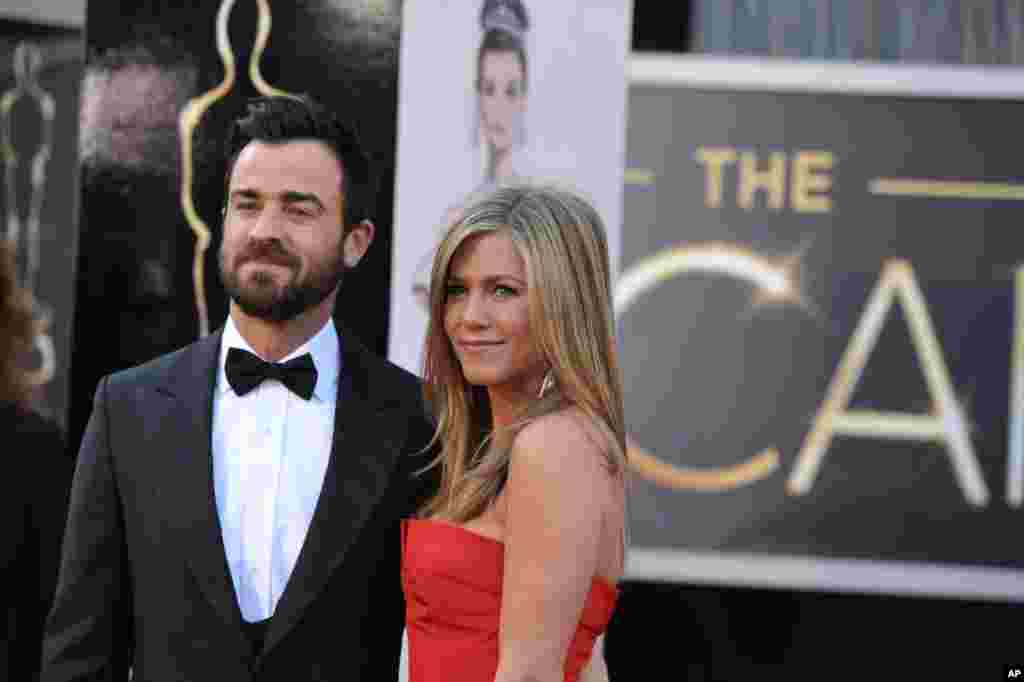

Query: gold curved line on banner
869,177,1024,201
0,94,16,164
628,438,780,492
250,0,296,99
179,0,298,338
616,242,812,491
178,0,235,338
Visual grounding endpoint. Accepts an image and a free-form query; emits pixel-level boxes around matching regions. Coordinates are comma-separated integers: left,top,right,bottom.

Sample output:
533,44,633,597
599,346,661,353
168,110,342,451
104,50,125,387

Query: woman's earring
538,369,556,399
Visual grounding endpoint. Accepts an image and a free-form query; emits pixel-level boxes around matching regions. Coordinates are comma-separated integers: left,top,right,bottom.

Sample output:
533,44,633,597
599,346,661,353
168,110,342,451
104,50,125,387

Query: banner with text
621,60,1024,601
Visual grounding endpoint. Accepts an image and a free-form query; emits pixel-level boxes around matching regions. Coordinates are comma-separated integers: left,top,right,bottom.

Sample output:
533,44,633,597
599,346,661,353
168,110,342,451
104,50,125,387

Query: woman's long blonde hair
420,182,626,522
0,240,40,407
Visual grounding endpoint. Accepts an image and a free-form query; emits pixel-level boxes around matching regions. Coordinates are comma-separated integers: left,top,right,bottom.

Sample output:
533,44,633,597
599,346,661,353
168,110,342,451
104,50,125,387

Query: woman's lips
455,339,504,353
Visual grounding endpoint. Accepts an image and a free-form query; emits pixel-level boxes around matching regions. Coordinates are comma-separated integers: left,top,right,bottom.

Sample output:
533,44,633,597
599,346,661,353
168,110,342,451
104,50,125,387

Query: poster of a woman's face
479,49,525,164
388,0,632,374
475,1,528,182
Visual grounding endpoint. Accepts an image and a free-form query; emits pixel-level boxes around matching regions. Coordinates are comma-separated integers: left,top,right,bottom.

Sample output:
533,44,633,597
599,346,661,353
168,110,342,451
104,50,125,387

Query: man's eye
287,205,316,218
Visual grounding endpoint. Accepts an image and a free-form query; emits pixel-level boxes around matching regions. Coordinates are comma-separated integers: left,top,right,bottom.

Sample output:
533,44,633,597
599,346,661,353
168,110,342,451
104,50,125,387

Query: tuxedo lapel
155,330,244,632
264,334,409,653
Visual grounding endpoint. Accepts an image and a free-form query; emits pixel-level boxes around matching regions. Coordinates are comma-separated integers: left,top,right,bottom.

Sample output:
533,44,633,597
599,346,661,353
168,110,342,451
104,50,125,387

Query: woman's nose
460,291,490,327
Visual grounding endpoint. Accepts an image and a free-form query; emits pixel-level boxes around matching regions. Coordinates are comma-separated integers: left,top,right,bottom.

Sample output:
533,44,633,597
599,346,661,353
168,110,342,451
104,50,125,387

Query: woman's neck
486,379,541,430
487,144,515,182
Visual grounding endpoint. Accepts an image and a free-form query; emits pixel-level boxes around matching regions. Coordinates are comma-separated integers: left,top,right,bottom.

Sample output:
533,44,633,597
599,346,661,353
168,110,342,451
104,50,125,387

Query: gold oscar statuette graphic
1,42,56,387
615,242,814,491
179,0,297,338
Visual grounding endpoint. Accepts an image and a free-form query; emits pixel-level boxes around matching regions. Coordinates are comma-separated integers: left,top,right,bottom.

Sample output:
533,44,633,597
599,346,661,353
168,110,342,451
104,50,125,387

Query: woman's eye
234,202,258,213
494,285,516,298
445,284,466,298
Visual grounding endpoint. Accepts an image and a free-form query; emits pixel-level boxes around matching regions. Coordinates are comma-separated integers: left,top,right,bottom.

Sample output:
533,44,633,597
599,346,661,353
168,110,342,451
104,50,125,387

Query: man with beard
42,95,436,681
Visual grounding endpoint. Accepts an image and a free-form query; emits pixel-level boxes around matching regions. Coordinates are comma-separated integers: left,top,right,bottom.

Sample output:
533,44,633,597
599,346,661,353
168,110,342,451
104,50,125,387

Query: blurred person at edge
0,239,72,680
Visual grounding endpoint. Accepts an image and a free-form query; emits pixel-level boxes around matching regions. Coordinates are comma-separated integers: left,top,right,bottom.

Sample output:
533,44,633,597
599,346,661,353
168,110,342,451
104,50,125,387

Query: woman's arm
494,411,618,682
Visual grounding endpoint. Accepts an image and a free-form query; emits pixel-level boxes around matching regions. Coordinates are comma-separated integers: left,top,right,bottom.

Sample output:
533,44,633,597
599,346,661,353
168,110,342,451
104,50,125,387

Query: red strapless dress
400,518,618,682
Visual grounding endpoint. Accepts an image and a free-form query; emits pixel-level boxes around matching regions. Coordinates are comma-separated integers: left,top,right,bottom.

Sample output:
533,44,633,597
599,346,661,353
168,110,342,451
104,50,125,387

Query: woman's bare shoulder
510,407,615,480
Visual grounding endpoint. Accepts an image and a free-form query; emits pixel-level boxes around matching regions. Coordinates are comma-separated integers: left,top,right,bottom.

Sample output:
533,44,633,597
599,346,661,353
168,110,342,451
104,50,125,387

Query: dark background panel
69,0,402,452
0,19,83,429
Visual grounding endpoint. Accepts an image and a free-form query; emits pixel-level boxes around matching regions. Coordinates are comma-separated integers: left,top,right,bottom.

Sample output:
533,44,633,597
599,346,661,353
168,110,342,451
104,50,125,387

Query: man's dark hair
223,95,376,228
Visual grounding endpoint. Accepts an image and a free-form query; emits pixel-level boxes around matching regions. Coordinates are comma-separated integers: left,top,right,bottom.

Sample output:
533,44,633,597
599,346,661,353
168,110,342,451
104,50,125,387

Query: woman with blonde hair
0,239,72,680
401,182,626,682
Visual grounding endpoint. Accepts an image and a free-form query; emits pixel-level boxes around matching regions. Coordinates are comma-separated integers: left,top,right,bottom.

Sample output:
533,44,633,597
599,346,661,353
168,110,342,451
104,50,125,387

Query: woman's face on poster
478,49,526,154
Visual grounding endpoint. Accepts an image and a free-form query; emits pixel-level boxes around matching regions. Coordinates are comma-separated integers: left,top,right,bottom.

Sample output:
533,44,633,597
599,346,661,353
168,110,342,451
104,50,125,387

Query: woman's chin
461,370,496,388
486,135,513,155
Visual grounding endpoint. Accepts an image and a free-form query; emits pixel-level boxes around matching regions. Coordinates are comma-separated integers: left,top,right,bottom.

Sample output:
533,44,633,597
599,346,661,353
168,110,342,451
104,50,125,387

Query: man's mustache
237,240,300,270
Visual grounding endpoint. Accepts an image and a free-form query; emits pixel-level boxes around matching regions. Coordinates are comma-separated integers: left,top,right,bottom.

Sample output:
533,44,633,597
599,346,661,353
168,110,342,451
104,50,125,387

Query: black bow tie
225,347,318,400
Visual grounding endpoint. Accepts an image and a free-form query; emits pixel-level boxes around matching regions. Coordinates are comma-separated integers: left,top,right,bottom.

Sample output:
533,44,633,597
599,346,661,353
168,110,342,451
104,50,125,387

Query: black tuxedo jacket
1,403,71,681
42,328,436,681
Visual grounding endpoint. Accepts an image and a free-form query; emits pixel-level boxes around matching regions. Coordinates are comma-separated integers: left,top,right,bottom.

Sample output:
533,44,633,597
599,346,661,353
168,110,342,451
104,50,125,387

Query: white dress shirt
212,316,339,622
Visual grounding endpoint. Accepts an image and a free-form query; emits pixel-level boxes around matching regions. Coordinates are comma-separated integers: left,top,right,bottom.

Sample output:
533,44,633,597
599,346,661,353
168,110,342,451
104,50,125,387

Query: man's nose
248,204,285,240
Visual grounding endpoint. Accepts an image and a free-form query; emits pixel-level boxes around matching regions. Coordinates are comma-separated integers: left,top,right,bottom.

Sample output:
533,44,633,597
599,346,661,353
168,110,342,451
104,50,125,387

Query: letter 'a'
787,260,989,506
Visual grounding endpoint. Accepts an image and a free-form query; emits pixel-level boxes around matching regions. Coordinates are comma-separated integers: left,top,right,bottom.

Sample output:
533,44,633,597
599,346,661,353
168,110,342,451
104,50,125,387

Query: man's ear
343,219,375,267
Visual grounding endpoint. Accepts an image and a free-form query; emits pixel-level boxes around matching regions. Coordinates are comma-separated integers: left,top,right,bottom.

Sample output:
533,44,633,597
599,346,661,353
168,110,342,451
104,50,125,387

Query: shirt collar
218,315,341,402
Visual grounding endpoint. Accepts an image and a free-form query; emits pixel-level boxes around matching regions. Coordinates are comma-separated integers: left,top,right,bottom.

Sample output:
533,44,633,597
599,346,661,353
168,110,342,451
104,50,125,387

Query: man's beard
219,239,345,322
